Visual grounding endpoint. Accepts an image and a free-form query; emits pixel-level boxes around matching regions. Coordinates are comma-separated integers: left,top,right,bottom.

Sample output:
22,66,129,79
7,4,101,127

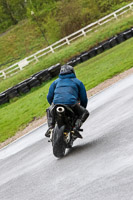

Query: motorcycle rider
45,64,89,138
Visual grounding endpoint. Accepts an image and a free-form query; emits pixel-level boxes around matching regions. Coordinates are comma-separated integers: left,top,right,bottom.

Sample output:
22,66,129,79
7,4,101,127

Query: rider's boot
45,106,55,138
73,129,83,139
45,126,54,138
75,119,83,129
73,109,89,138
73,119,83,139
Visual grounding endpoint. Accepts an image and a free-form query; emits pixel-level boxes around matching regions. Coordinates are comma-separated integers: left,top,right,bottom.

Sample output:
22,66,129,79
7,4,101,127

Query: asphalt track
0,73,133,200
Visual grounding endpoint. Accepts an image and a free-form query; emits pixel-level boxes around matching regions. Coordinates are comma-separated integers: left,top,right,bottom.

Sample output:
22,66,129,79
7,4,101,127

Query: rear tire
52,125,66,158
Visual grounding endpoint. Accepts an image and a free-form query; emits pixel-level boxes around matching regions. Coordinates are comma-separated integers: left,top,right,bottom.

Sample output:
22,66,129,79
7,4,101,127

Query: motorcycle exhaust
56,106,65,113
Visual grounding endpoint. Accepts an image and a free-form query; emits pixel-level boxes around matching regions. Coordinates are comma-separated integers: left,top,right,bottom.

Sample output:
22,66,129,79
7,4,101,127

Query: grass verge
0,37,133,143
0,1,132,68
0,12,133,93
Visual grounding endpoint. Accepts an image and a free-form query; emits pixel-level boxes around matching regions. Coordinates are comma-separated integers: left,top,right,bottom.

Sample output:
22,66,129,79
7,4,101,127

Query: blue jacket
47,73,88,108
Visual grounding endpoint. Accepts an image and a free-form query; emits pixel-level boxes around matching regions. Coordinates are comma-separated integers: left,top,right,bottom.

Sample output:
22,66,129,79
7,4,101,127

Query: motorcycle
48,104,83,158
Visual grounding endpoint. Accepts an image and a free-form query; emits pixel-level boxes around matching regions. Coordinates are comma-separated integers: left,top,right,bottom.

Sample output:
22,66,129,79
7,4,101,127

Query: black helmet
60,64,75,75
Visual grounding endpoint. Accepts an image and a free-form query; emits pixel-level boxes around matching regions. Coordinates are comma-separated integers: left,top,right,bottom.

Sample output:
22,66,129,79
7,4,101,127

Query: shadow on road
65,137,101,158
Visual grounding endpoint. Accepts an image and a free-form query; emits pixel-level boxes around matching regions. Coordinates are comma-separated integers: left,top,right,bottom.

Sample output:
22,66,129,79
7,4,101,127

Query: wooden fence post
66,38,70,45
3,71,6,79
50,46,54,53
82,29,86,36
114,13,118,19
34,55,39,62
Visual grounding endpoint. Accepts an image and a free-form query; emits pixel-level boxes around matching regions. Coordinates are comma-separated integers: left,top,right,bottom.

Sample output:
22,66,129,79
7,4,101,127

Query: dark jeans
70,103,89,123
46,103,89,128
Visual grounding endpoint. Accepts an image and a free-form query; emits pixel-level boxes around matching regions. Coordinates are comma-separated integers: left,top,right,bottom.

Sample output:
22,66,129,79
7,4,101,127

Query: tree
0,0,18,25
0,0,27,33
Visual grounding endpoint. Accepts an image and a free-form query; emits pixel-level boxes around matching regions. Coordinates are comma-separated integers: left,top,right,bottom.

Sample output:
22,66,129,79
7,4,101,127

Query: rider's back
47,73,88,108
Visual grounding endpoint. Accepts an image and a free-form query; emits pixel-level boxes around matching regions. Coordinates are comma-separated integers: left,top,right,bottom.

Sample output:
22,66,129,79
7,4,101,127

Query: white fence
0,2,133,80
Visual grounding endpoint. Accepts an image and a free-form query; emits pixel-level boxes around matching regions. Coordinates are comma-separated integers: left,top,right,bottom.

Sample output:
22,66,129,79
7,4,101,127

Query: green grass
0,37,133,143
0,20,48,69
0,12,133,93
0,1,132,69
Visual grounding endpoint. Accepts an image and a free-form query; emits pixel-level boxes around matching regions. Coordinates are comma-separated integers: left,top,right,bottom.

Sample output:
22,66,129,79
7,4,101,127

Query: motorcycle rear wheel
52,125,66,158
